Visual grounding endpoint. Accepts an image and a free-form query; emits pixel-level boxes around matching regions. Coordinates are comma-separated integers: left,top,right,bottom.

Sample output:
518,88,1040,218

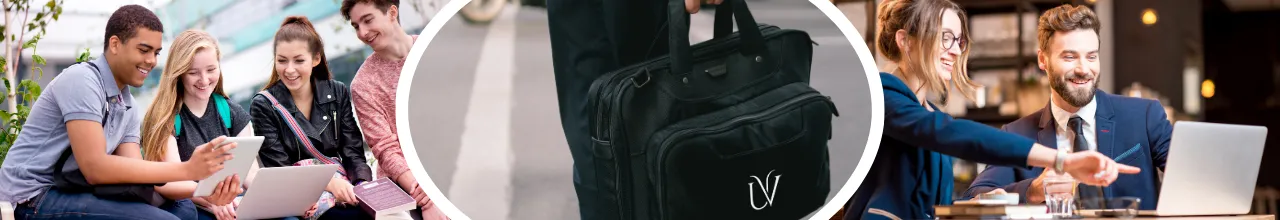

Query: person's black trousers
546,0,675,219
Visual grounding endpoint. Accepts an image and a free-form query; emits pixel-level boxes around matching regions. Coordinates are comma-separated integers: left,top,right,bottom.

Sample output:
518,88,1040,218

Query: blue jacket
844,73,1037,220
961,90,1171,210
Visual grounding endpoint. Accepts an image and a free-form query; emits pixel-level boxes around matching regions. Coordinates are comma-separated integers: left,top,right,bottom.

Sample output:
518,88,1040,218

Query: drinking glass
1043,176,1078,218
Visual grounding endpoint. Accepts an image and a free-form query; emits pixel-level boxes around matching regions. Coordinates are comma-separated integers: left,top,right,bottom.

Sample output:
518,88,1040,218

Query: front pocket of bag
648,83,835,220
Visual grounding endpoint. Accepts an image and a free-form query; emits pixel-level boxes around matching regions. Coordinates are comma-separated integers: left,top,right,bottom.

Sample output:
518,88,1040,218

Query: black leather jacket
250,79,373,184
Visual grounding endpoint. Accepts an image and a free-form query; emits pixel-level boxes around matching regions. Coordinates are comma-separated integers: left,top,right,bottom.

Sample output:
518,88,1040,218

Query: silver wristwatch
1054,150,1067,174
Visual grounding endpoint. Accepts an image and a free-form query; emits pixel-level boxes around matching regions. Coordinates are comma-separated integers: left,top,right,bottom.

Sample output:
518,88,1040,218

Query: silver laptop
1135,121,1267,216
236,164,340,220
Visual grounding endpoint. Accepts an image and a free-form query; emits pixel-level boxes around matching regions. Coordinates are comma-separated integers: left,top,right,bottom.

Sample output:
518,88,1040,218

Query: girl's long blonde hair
140,30,226,162
876,0,980,105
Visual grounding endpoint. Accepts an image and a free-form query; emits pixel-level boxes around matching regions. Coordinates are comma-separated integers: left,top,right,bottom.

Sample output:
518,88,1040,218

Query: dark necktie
1069,117,1089,152
1069,116,1106,206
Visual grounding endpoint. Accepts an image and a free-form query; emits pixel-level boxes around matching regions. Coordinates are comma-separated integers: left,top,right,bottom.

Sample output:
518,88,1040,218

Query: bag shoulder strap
55,61,109,178
173,116,180,136
174,94,232,136
255,91,347,176
215,94,231,129
54,111,103,179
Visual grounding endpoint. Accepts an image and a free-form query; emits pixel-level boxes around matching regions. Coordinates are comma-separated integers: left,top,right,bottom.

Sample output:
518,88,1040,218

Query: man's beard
1048,66,1098,108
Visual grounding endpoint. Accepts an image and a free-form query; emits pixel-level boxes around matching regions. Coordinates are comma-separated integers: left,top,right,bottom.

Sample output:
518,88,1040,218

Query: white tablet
193,136,264,197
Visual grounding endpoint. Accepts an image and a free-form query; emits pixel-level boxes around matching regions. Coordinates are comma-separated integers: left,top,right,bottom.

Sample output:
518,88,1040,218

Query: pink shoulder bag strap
257,90,348,177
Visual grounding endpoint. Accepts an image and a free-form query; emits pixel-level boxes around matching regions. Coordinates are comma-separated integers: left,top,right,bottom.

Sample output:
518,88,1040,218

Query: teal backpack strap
173,115,183,136
215,94,231,130
173,95,232,136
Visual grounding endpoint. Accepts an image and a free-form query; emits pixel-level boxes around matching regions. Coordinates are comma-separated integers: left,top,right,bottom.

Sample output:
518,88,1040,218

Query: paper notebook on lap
354,177,416,216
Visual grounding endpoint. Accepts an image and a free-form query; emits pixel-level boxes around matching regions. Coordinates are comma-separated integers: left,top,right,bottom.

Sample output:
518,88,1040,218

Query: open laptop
1083,121,1267,217
235,164,340,220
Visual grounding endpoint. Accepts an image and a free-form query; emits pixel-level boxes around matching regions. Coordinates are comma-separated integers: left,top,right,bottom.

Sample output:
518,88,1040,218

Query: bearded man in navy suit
962,5,1172,210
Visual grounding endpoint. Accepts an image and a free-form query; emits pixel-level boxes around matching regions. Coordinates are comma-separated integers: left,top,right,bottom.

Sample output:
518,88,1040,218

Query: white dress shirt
1050,96,1099,153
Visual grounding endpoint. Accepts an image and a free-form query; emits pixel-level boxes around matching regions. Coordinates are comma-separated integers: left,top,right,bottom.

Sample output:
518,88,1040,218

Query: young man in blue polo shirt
0,5,234,220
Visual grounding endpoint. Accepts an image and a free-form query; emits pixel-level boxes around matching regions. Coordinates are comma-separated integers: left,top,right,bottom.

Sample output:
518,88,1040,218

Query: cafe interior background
834,0,1280,215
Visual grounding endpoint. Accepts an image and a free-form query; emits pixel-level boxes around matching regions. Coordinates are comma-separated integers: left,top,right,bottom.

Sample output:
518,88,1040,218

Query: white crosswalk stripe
447,5,520,220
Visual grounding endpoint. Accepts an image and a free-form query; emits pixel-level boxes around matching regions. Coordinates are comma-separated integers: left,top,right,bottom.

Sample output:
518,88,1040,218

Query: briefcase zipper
651,92,830,217
591,25,789,143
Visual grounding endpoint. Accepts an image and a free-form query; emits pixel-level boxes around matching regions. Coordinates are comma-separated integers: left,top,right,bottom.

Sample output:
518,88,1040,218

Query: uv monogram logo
748,169,782,210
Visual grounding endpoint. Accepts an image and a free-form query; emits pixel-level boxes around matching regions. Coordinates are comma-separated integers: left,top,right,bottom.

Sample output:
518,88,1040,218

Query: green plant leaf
18,80,33,89
21,80,42,103
22,35,39,49
32,54,45,66
77,47,91,63
2,77,11,93
17,105,29,117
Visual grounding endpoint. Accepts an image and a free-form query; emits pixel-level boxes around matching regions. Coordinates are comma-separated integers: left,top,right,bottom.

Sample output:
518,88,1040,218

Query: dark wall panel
1112,0,1196,111
1201,0,1280,187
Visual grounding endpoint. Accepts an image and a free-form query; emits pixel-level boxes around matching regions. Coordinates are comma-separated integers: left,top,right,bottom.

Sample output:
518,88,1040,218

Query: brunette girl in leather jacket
249,16,374,220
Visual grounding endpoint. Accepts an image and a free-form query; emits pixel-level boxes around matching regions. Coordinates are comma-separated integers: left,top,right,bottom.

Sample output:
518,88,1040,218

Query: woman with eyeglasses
842,0,1140,219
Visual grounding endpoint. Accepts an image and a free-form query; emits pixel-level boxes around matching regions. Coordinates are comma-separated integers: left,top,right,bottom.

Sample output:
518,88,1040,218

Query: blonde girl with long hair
140,29,255,220
841,0,1138,219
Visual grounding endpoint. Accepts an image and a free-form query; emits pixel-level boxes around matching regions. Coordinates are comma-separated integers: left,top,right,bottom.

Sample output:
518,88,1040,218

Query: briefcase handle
667,0,769,76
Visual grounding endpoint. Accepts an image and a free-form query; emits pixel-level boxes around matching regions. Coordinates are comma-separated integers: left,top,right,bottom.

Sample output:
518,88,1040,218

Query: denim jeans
14,188,198,220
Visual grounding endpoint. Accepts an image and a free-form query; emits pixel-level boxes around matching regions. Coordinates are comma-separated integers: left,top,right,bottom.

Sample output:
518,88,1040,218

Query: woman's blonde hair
140,30,226,162
877,0,979,105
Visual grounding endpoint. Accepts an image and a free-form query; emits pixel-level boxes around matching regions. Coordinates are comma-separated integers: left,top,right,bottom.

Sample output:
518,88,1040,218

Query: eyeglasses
941,32,965,51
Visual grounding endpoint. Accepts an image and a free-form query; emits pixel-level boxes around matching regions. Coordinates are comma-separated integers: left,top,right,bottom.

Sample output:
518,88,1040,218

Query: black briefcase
585,0,837,219
51,147,168,207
